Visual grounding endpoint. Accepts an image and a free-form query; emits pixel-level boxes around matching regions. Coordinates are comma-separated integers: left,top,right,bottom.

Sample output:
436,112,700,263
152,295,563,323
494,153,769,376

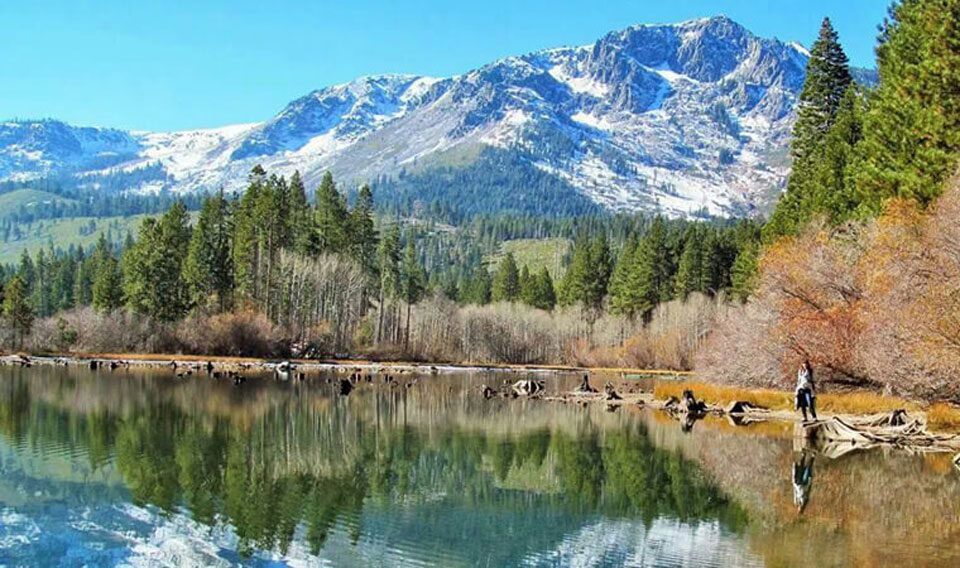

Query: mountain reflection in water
1,365,959,566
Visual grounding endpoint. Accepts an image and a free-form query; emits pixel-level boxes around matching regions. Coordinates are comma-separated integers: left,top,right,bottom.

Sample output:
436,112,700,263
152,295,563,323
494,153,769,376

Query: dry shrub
382,294,719,368
699,173,960,401
568,293,724,370
176,310,285,358
694,299,785,387
27,307,171,354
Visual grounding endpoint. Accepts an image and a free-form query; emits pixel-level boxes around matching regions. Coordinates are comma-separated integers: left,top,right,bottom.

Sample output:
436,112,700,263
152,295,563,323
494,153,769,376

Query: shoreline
0,350,692,378
5,351,960,449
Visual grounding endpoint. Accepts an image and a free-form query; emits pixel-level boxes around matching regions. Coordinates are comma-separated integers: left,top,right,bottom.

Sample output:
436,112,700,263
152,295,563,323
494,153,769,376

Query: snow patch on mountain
0,15,858,218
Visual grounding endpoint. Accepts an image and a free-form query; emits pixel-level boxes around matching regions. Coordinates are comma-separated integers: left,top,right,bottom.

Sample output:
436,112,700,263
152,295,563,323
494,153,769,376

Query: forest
0,161,757,369
2,1,960,401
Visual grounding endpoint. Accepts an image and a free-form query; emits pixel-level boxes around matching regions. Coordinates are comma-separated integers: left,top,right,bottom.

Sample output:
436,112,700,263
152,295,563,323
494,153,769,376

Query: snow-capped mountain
0,16,869,217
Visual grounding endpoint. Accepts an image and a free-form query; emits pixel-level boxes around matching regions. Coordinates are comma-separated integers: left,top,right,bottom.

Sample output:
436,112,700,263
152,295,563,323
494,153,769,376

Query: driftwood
799,411,960,453
725,400,766,415
512,379,544,397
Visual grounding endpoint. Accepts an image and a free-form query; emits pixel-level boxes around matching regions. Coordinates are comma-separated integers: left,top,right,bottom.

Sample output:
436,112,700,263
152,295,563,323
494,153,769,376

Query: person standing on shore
796,360,817,422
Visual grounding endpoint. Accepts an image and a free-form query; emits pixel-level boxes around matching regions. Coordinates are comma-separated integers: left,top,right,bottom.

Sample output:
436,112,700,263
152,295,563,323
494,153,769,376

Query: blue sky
2,0,887,132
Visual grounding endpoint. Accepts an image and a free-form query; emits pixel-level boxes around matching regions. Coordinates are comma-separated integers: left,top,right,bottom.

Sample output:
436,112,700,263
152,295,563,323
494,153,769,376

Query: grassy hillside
0,188,76,218
485,237,571,279
0,214,148,264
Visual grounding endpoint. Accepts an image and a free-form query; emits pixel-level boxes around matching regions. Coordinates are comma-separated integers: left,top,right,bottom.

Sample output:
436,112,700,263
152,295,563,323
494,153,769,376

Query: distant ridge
0,16,877,218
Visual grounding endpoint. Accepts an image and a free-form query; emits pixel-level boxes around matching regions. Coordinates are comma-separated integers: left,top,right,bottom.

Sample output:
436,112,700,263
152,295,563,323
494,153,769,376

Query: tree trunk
405,301,412,351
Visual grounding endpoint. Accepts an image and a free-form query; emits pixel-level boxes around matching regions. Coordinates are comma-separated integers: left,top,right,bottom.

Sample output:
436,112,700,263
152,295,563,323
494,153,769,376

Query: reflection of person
792,451,815,514
795,360,817,422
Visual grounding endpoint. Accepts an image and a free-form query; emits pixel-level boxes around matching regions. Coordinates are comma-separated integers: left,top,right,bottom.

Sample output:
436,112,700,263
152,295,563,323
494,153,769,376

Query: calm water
1,365,959,567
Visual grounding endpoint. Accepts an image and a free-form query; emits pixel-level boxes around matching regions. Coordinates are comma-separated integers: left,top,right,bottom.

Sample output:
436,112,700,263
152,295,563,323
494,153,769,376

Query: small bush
176,310,285,358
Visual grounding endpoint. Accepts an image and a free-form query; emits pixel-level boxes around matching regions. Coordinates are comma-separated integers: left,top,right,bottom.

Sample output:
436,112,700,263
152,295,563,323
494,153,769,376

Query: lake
1,364,959,567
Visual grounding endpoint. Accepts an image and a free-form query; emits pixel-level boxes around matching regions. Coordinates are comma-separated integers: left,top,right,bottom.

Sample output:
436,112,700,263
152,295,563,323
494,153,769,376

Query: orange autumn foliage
698,174,960,401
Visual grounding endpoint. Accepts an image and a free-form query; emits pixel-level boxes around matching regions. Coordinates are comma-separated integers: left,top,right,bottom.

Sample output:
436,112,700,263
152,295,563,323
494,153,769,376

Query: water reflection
1,365,960,567
791,450,815,514
0,365,755,566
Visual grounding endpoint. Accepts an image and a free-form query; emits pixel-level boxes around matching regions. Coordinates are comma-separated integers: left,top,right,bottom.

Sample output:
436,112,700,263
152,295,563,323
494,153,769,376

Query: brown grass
652,380,960,435
925,402,960,433
654,380,794,410
653,380,922,415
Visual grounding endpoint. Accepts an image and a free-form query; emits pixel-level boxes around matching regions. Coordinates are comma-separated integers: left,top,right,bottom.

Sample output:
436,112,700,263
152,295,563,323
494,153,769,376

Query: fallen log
798,412,960,453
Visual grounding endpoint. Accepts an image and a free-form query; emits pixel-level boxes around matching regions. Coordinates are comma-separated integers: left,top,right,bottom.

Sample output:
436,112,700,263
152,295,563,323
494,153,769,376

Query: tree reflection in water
0,366,748,560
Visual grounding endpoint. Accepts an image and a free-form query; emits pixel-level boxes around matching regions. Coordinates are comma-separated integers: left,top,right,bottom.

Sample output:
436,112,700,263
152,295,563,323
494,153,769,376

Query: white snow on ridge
548,64,610,97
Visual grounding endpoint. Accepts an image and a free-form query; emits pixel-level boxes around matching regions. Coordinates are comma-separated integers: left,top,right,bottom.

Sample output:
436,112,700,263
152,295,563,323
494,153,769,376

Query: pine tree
183,191,234,312
586,233,613,311
17,250,35,290
31,249,53,318
51,250,76,312
608,234,644,321
348,185,378,275
792,18,853,165
854,0,960,212
518,265,534,305
376,225,402,343
530,267,556,311
461,267,492,305
674,227,704,298
400,236,426,348
632,216,674,318
122,202,191,321
3,276,33,348
92,254,123,312
701,230,725,294
314,172,349,254
491,252,520,302
730,241,760,303
764,17,853,241
814,85,864,220
73,248,95,307
232,168,266,301
288,170,317,256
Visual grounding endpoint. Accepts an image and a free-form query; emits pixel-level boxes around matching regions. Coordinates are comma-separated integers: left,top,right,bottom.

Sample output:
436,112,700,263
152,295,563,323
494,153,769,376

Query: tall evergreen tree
608,235,644,321
854,0,960,212
376,225,402,343
287,170,317,256
232,167,266,301
674,227,704,298
73,247,96,307
764,17,853,241
31,248,53,318
122,202,191,321
632,216,674,319
730,241,760,303
183,191,234,311
400,236,426,348
348,185,378,275
461,267,492,306
92,254,124,312
530,267,556,311
491,253,521,303
314,172,349,254
3,276,33,348
792,18,853,164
